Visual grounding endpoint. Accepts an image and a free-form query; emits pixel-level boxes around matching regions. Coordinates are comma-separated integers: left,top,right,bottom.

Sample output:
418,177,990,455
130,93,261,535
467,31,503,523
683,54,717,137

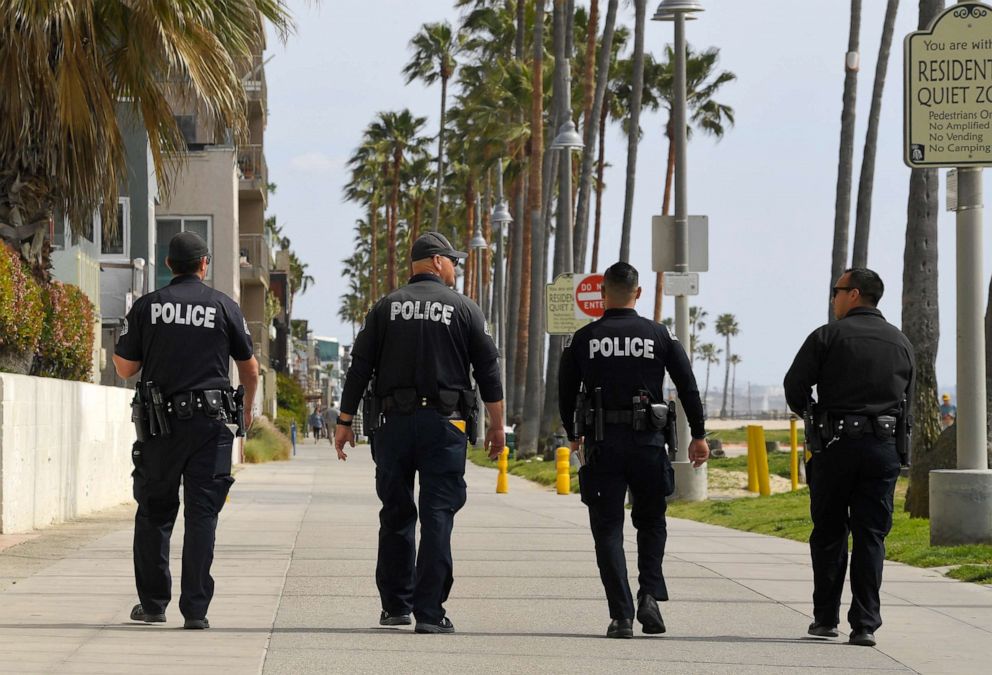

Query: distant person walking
939,393,956,429
322,402,340,441
309,407,324,440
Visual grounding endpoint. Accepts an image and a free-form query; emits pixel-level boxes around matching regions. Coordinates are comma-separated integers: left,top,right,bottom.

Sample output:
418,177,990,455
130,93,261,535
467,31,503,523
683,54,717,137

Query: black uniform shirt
339,274,502,415
784,307,915,416
558,308,706,441
115,275,254,396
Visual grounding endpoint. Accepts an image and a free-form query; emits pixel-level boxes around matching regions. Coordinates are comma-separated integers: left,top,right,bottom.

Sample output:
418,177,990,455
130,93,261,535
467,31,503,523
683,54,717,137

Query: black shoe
807,622,839,638
636,594,666,634
380,610,412,626
183,617,210,630
415,617,455,634
130,603,166,624
849,629,876,647
607,618,634,639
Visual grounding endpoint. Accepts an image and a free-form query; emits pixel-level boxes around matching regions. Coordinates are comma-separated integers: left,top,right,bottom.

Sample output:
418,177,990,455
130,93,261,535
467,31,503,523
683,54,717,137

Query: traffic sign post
906,1,992,546
573,273,604,320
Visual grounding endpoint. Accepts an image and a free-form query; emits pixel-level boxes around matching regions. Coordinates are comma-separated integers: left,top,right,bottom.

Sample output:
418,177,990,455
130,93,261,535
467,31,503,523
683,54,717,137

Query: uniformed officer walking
559,262,708,639
784,268,914,647
334,231,505,634
114,231,259,630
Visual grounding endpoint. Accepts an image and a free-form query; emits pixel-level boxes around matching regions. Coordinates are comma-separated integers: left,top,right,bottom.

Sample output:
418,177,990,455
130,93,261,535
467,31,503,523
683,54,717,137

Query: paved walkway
0,438,989,674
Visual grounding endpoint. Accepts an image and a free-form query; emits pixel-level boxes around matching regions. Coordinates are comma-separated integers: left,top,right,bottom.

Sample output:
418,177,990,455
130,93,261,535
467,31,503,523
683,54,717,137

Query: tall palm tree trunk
830,0,862,318
704,361,712,411
518,0,546,457
388,154,402,291
433,75,448,228
507,176,524,416
463,178,476,299
575,0,619,272
653,123,675,321
720,333,731,417
618,0,647,262
591,95,608,272
370,202,379,300
852,0,899,268
731,361,737,416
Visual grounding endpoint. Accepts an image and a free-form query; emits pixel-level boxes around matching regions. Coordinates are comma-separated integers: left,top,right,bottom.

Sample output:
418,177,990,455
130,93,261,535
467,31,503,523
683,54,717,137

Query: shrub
0,242,44,368
244,415,292,463
276,371,308,430
32,281,95,381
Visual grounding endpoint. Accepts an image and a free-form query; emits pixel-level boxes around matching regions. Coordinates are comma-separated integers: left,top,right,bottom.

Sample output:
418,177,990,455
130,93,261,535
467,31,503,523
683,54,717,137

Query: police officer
559,262,708,639
113,231,259,630
334,231,504,635
784,268,914,647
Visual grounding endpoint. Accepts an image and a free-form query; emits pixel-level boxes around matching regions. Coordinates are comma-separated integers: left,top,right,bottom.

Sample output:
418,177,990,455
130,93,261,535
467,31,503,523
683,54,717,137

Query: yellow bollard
754,426,772,497
496,447,509,494
746,426,759,493
789,416,800,491
556,446,571,495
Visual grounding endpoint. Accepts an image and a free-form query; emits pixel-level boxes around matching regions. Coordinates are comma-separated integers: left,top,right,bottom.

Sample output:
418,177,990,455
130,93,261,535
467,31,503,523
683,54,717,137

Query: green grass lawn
668,480,992,583
468,445,992,584
709,427,796,445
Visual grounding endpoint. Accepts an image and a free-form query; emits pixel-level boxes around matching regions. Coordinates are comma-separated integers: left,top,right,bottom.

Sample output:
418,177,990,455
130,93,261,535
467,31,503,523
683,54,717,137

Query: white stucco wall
0,374,134,533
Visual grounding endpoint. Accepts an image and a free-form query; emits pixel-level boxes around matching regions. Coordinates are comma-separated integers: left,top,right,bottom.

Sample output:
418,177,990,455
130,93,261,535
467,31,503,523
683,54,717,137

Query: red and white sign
573,273,604,319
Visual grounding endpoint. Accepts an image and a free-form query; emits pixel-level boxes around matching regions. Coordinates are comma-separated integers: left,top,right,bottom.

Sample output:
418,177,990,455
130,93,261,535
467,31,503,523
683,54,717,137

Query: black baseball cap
410,231,468,262
168,231,210,263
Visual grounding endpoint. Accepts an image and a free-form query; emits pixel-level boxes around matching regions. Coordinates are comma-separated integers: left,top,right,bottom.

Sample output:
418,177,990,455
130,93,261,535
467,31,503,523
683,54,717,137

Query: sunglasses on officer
831,285,856,298
435,254,459,268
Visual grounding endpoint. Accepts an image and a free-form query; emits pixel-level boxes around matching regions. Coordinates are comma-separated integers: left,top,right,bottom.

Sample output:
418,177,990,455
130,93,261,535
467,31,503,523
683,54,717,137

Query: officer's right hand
334,424,354,461
485,426,506,460
688,438,709,468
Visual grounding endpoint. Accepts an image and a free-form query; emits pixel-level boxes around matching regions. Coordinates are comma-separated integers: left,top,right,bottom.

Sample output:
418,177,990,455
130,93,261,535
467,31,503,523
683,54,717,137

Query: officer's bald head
603,262,641,306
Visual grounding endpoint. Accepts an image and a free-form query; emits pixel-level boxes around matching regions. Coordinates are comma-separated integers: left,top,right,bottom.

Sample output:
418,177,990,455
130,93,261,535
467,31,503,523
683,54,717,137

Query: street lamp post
471,197,488,447
654,0,707,501
491,159,513,380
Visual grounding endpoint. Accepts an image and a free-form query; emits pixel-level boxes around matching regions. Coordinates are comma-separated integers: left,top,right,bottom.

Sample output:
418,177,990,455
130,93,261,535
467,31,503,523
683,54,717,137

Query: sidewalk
0,437,988,674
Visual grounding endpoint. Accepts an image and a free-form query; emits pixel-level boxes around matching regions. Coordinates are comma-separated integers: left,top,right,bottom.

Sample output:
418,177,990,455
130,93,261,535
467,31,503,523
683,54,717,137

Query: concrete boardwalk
0,438,989,674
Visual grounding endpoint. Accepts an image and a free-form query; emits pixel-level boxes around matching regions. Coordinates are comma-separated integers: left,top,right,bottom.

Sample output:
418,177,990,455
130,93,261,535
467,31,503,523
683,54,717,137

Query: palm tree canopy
715,313,740,338
403,21,460,87
653,44,736,141
0,0,292,259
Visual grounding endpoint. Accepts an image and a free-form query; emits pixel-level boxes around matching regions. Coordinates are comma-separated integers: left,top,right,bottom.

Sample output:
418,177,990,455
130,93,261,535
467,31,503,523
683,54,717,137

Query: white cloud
289,152,337,172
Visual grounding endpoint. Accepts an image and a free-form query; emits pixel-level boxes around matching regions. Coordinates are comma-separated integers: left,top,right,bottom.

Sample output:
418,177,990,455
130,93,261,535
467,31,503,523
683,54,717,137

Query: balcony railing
242,55,267,110
237,144,267,200
239,233,271,287
247,320,270,369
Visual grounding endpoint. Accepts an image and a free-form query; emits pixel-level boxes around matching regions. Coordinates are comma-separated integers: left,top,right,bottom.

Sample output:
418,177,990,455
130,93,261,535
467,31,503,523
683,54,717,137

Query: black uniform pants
372,408,468,623
131,415,235,620
807,436,900,632
578,429,675,620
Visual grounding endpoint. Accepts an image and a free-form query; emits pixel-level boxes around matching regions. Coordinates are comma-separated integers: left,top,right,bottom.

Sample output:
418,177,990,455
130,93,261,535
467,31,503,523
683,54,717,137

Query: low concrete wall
0,374,134,533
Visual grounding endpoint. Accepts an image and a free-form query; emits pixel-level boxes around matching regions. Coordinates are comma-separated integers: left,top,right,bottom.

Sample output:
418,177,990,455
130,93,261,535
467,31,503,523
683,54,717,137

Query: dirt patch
707,468,804,499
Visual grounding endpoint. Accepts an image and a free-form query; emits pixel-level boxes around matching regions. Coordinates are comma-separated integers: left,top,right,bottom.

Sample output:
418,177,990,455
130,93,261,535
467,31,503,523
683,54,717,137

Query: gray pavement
0,437,989,674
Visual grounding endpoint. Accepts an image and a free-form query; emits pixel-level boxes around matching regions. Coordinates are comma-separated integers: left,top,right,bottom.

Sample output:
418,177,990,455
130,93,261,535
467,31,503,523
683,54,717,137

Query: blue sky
266,1,981,392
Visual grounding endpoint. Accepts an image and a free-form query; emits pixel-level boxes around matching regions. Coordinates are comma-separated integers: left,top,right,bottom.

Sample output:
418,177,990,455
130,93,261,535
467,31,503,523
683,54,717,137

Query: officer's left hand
688,438,709,468
334,424,354,461
485,426,506,460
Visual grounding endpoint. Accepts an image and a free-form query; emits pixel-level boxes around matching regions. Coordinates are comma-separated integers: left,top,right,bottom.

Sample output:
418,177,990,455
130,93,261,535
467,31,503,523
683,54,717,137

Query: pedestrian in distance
322,401,340,442
559,262,709,639
113,231,259,630
310,406,324,440
784,268,915,648
335,231,505,635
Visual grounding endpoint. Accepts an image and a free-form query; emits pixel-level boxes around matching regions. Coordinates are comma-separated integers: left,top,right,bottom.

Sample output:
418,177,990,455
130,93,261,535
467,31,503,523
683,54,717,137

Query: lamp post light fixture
653,0,705,501
491,159,512,395
551,57,584,276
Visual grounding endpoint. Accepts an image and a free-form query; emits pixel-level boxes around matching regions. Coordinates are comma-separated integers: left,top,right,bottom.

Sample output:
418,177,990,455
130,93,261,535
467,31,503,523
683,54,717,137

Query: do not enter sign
574,274,604,319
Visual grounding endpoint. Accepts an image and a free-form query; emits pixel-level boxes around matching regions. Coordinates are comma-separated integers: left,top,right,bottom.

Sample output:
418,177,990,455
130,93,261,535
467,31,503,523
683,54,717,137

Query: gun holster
361,379,382,438
803,401,825,455
896,399,912,467
131,387,150,442
459,389,479,441
664,404,678,462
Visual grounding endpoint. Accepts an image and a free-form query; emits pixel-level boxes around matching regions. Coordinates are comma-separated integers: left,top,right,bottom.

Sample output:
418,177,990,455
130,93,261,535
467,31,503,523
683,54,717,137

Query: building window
155,216,211,289
101,198,130,259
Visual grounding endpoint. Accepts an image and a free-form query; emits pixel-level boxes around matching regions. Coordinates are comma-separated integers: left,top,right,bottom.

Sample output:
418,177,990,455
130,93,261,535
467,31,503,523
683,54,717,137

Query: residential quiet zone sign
905,3,992,167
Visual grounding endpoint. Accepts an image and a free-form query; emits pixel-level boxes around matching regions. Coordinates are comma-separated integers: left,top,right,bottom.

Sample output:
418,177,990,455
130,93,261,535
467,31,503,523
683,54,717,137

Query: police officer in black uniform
334,231,504,635
559,262,708,639
784,268,914,648
113,231,259,630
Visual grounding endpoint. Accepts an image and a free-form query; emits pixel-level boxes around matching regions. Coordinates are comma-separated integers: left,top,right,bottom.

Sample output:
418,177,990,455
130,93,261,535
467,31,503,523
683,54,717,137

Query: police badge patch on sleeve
243,318,251,335
564,334,573,348
118,318,128,341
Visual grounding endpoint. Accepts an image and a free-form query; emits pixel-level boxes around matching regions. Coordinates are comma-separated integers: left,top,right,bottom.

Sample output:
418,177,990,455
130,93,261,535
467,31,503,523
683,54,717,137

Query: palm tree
851,0,899,267
403,21,460,229
697,342,721,415
830,0,862,319
729,353,741,417
688,305,708,363
902,0,944,520
650,45,735,321
618,0,648,263
0,1,291,278
715,313,739,418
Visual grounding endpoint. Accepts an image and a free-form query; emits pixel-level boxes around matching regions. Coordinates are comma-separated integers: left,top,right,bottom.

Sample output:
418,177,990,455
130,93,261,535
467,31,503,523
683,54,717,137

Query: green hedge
0,242,44,357
244,415,292,463
32,281,94,381
276,371,308,430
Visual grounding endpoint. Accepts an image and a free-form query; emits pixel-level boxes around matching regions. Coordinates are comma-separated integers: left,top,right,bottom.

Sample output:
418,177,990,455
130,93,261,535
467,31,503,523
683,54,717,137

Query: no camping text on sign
905,3,992,167
545,273,604,335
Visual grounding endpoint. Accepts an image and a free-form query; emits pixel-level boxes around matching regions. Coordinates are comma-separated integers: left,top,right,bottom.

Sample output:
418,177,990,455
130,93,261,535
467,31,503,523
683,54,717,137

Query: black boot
607,618,633,639
636,594,666,635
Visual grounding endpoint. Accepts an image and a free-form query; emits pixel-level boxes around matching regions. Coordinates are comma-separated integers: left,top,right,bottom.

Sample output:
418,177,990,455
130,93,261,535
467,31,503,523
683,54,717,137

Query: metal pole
955,167,987,470
495,158,507,380
476,194,487,448
562,67,575,275
672,12,691,462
